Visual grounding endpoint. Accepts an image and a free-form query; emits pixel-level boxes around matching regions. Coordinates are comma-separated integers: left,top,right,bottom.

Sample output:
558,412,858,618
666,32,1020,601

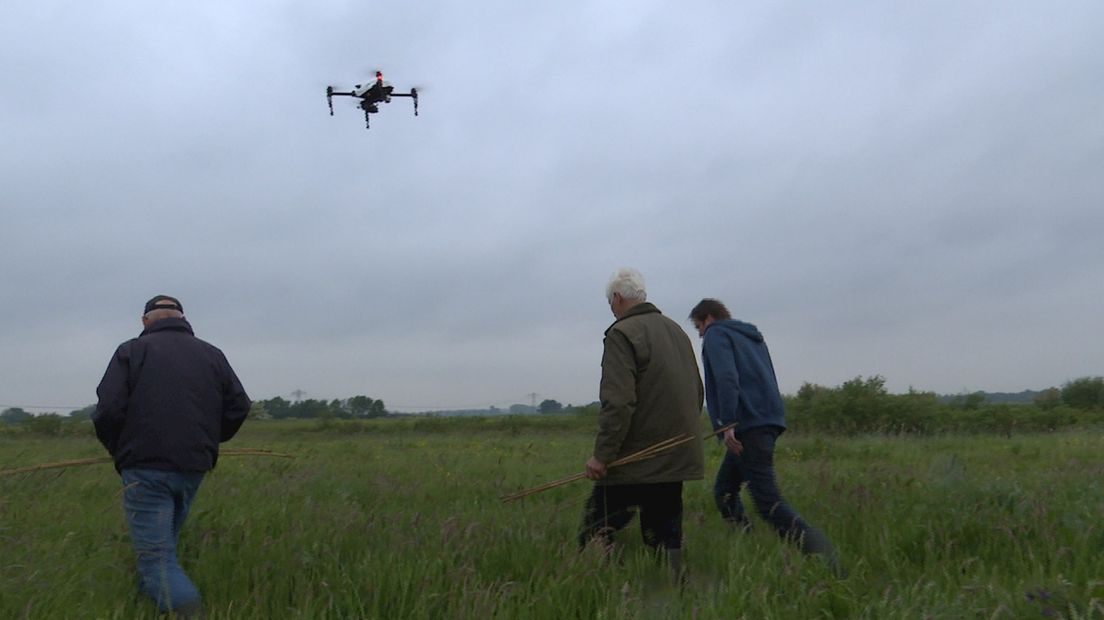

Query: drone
326,71,419,129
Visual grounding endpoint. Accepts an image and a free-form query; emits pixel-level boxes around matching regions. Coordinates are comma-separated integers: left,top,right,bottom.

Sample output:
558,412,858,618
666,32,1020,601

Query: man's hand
584,456,608,480
723,428,744,456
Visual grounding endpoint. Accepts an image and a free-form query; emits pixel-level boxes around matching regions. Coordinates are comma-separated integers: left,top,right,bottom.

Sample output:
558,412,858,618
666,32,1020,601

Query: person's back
106,317,246,473
600,303,704,484
98,315,247,469
699,319,786,434
93,295,250,616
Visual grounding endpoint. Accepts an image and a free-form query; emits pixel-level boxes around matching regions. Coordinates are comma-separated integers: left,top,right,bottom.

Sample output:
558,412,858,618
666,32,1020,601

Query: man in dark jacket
689,298,841,574
579,269,704,577
93,295,250,616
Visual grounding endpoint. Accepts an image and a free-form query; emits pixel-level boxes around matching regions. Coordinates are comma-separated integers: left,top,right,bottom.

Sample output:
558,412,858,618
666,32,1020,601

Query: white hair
606,267,647,302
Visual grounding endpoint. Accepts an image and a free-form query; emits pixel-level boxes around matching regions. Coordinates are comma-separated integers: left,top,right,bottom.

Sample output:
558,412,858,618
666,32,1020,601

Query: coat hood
708,319,764,343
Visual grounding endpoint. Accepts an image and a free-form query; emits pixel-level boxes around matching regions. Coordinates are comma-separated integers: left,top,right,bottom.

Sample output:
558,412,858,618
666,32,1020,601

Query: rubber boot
666,548,686,587
801,528,846,579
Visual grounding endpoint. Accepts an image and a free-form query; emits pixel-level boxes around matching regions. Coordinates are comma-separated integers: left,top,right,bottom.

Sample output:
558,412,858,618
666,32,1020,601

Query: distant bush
25,414,64,436
0,412,94,438
1,407,33,425
287,413,594,436
787,376,1104,435
1034,388,1062,410
1061,377,1104,410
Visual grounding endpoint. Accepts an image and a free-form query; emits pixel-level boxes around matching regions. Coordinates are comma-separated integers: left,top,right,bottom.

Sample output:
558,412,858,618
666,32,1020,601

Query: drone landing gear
358,101,380,130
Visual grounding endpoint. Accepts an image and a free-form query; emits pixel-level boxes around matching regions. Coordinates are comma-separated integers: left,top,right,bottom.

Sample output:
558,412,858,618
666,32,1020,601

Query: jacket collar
605,302,661,334
141,316,195,337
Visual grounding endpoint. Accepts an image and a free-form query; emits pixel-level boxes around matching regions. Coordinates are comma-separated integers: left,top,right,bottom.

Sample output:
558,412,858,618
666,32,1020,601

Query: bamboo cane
496,434,694,502
0,448,294,477
500,422,737,502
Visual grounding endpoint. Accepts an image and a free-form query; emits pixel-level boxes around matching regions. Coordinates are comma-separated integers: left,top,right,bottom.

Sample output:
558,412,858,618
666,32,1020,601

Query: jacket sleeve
219,358,250,443
702,330,741,427
594,329,636,463
93,345,131,456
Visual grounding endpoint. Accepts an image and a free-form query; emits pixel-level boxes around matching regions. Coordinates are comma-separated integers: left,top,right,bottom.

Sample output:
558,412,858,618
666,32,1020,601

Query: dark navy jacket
93,317,250,472
700,319,787,435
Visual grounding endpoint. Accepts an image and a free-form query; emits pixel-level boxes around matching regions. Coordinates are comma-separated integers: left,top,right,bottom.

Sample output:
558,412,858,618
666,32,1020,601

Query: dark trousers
714,427,835,556
578,481,684,551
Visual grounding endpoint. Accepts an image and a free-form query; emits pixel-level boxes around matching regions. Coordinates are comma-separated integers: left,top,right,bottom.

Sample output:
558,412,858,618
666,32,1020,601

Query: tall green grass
2,419,1102,618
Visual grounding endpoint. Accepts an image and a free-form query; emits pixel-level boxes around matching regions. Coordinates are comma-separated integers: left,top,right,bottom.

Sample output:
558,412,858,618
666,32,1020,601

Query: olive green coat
593,302,705,485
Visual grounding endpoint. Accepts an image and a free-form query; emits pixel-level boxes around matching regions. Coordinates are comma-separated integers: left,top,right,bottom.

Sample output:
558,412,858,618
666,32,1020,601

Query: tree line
786,375,1104,434
3,377,1102,436
0,395,389,434
248,396,387,420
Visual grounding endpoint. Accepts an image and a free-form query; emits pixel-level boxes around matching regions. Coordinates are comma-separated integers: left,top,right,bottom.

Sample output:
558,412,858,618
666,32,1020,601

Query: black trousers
578,481,684,551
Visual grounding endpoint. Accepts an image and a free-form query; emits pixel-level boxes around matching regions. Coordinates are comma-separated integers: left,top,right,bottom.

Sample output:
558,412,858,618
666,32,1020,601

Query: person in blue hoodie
689,298,841,573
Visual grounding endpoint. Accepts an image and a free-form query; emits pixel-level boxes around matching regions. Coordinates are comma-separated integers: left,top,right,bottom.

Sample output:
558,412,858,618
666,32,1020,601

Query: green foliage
539,399,563,414
253,395,388,420
347,395,374,417
248,401,270,420
1,407,32,425
789,375,911,433
949,391,987,410
25,413,64,436
297,413,594,437
369,399,386,418
68,405,96,420
1034,387,1062,410
787,376,1104,435
1061,376,1104,410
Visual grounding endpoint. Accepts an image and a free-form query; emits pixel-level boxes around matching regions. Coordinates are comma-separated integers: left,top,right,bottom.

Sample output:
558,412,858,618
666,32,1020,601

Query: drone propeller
326,86,334,116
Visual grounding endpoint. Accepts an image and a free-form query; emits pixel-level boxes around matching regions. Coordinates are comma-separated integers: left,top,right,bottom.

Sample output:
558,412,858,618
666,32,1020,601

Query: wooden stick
608,434,692,466
0,456,110,476
499,437,691,503
613,435,696,466
0,448,294,477
500,422,739,503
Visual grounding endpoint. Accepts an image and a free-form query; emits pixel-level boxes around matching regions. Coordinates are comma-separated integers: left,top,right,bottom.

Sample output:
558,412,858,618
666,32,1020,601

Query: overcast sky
2,1,1101,413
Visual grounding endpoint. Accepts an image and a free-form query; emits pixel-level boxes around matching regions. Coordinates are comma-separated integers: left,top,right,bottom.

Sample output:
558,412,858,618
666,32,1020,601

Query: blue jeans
121,468,206,612
714,427,836,557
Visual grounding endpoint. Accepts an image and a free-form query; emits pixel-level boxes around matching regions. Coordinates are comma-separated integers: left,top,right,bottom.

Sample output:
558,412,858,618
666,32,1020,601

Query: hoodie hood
708,319,764,343
699,317,786,433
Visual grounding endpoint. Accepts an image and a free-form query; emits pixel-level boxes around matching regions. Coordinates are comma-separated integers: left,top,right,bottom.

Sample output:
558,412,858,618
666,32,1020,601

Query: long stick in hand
500,422,737,502
0,448,294,477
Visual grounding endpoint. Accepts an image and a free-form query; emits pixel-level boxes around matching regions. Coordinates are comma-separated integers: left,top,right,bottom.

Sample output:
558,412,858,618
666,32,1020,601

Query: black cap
144,295,184,315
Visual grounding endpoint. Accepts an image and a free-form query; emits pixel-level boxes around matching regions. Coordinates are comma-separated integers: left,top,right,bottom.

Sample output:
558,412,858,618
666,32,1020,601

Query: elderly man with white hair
579,268,705,578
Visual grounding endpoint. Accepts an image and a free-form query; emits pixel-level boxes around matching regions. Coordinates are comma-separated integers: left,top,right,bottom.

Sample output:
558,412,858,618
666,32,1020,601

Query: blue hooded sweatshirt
701,319,787,434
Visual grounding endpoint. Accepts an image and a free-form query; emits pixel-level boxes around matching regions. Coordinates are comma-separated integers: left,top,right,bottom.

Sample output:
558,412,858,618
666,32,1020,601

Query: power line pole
527,392,539,412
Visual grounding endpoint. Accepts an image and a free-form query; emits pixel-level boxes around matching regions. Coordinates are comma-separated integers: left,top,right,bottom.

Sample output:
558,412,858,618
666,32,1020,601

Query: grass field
2,416,1102,619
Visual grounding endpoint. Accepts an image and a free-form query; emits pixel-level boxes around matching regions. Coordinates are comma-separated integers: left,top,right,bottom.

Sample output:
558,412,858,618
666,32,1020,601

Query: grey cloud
2,1,1102,411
